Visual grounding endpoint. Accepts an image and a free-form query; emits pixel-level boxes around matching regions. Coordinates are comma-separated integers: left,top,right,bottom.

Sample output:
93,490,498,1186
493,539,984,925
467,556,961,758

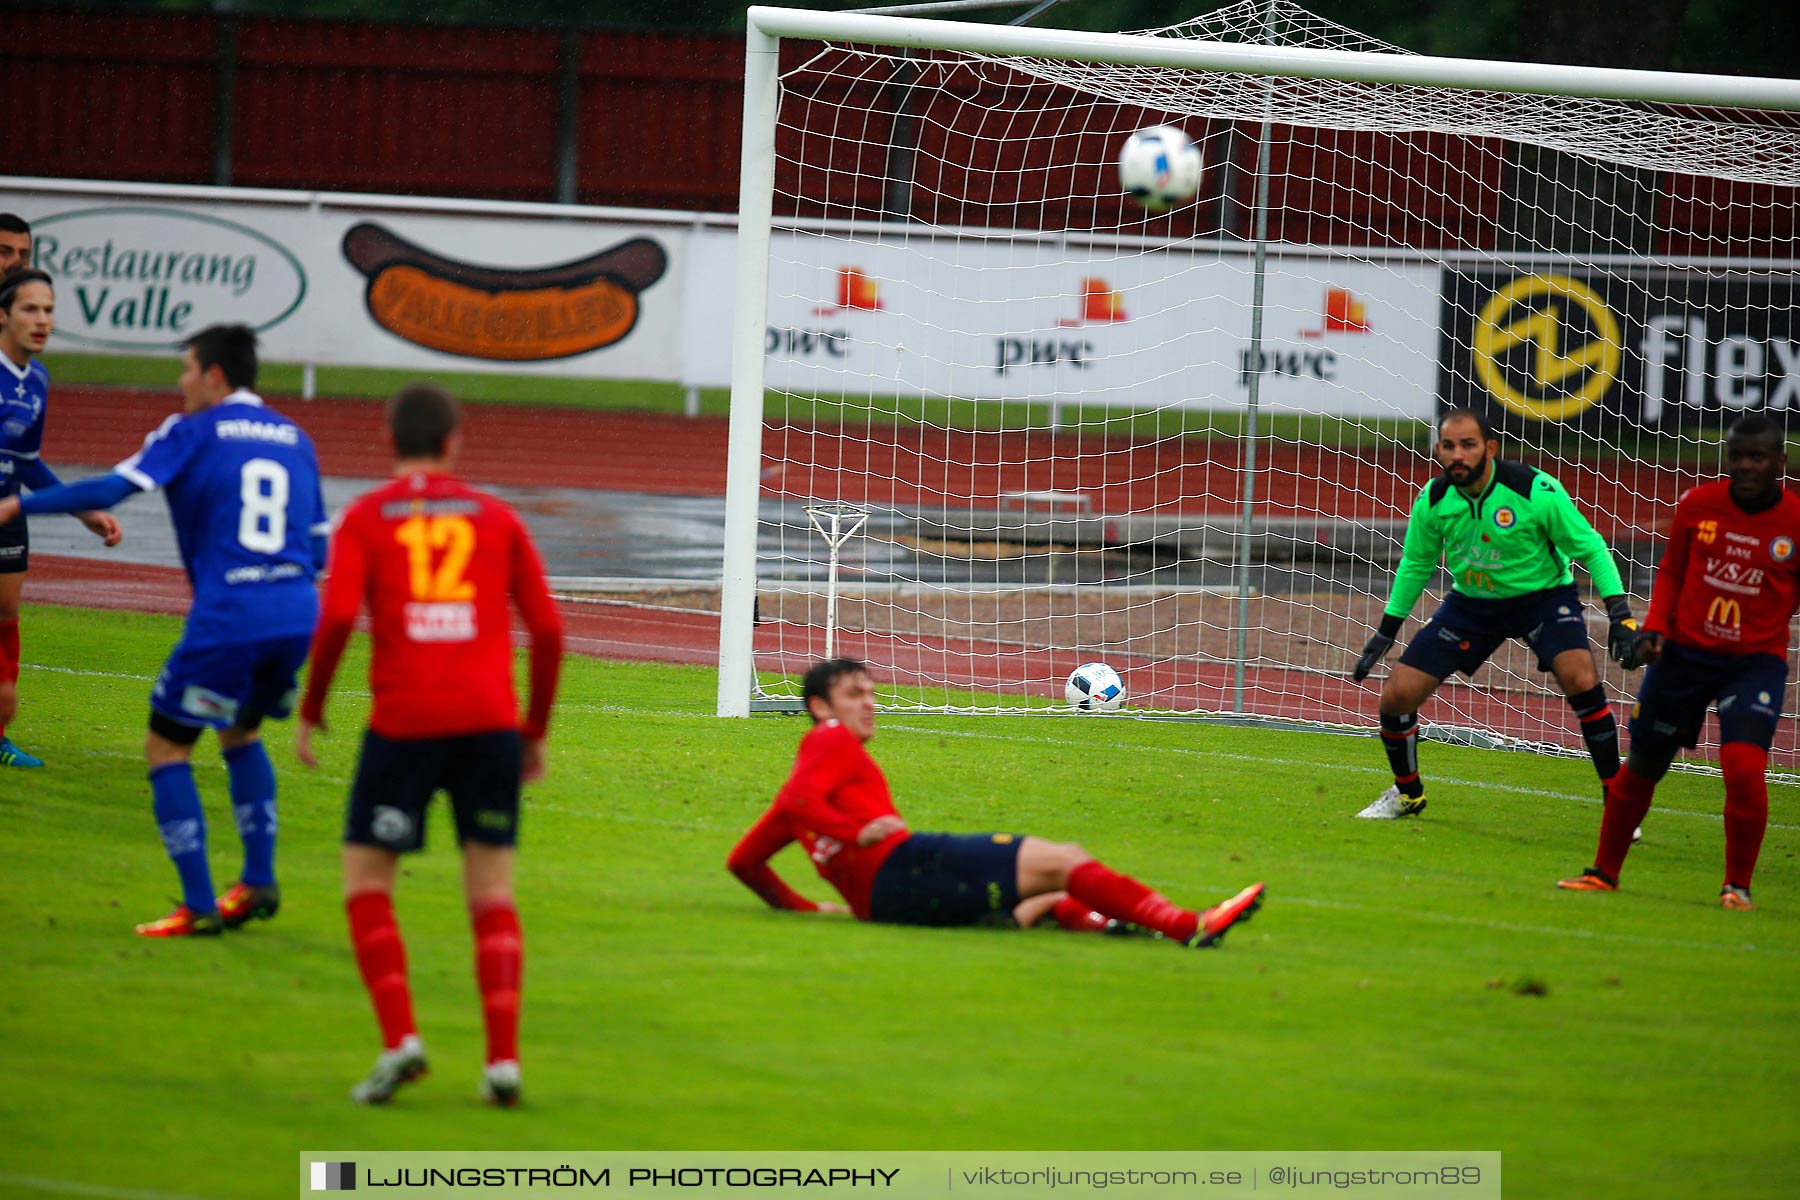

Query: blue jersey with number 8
115,390,326,648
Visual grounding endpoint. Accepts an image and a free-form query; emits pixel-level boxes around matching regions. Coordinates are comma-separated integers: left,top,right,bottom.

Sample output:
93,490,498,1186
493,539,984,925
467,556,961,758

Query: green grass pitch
1,606,1795,1199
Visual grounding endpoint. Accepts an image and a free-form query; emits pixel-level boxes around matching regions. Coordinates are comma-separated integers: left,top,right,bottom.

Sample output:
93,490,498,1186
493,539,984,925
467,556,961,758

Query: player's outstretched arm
4,472,137,523
727,804,824,913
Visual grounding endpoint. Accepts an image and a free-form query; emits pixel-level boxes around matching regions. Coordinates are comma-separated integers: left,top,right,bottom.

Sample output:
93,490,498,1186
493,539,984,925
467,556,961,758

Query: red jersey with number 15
1643,480,1800,659
301,471,563,740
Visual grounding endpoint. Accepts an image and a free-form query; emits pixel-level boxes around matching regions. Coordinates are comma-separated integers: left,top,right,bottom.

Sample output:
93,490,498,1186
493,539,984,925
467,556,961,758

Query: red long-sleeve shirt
301,471,563,739
727,720,910,919
1644,480,1800,659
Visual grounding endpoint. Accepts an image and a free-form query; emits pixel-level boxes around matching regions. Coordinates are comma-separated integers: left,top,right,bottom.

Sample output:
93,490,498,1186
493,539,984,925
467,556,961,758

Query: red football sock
1595,765,1656,880
346,890,416,1051
1719,742,1769,890
472,898,523,1065
1051,895,1110,932
1066,860,1199,942
0,618,19,740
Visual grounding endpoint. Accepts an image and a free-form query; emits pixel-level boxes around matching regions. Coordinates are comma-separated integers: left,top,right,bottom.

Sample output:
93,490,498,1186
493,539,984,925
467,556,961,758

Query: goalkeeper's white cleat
1356,784,1426,819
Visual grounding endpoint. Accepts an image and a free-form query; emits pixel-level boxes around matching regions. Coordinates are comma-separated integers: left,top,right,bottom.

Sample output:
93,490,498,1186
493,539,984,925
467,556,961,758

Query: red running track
43,385,1698,535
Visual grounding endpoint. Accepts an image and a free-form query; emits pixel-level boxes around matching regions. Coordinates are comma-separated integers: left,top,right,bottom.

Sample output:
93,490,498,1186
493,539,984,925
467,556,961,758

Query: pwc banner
1439,266,1800,429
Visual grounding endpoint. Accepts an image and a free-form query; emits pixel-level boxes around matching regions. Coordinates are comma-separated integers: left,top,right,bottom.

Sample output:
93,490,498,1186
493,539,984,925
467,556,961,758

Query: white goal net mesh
742,1,1800,766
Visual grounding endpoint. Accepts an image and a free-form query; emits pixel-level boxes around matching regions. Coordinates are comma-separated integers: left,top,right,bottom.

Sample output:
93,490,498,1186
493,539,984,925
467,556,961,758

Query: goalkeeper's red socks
472,898,523,1065
1066,860,1199,943
1050,895,1110,932
347,890,417,1051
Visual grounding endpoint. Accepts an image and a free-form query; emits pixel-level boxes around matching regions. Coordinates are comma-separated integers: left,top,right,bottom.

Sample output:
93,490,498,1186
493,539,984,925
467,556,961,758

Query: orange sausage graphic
342,223,668,362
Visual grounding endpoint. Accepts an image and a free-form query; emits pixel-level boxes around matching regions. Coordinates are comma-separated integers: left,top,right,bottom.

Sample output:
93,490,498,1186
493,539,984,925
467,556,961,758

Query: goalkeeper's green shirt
1383,459,1625,619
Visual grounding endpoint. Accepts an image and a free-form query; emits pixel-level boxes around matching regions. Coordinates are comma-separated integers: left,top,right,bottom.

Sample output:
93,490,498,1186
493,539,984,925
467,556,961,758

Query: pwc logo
1299,287,1371,338
1058,278,1128,326
1471,274,1622,421
813,267,884,316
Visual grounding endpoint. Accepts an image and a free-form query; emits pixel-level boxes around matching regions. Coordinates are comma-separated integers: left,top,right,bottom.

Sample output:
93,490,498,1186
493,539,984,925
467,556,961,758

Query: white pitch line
0,1173,217,1200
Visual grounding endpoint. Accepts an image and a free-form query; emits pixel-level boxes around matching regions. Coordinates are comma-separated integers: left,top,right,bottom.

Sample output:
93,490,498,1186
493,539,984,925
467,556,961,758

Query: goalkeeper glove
1352,615,1404,682
1604,595,1642,669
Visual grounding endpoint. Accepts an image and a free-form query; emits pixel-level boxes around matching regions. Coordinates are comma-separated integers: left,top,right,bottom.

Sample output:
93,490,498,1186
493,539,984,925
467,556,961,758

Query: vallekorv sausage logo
1439,267,1800,429
342,223,667,362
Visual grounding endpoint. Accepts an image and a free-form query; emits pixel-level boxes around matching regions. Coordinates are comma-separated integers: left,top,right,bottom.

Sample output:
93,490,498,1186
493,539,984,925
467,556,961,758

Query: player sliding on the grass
0,324,323,936
728,658,1265,946
1350,408,1642,822
297,383,563,1107
1559,414,1800,911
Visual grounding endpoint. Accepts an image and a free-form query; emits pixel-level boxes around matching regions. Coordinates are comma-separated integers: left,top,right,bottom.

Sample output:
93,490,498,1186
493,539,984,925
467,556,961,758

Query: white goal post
718,3,1800,769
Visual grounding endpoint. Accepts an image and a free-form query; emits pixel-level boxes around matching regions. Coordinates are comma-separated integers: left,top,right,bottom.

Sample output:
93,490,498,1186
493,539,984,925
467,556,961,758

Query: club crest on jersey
1492,507,1516,529
1771,537,1794,562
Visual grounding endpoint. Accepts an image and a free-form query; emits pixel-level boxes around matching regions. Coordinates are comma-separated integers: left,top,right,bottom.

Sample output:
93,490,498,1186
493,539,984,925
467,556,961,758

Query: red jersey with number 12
301,471,562,739
1644,480,1800,659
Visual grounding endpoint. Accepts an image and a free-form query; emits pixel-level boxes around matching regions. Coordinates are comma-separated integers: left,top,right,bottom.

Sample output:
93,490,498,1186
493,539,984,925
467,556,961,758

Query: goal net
721,2,1800,767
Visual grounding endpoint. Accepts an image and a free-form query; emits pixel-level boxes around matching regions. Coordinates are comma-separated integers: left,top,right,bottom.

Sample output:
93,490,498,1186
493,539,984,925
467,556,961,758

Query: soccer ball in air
1117,125,1203,211
1065,662,1126,713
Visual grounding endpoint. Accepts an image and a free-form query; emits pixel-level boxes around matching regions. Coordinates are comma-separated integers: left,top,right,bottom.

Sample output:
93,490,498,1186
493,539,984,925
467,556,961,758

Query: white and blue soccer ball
1065,662,1126,712
1117,124,1203,212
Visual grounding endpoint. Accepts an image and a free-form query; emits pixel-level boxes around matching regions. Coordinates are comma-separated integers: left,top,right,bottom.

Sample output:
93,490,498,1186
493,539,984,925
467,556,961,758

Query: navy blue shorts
150,633,311,731
867,832,1024,926
1627,641,1787,756
1398,584,1591,680
344,729,522,853
0,510,25,574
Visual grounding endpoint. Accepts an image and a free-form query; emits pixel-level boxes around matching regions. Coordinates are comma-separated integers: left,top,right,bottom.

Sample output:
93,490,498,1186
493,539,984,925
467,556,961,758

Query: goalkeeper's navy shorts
0,508,25,574
1398,583,1589,679
1627,640,1787,755
343,728,521,853
867,831,1023,926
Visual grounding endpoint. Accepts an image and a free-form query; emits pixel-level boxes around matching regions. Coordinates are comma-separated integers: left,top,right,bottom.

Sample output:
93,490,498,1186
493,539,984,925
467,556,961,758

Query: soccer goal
718,2,1800,765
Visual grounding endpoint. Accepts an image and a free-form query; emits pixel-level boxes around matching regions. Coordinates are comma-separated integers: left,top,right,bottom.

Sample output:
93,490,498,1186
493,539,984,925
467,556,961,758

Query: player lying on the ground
727,658,1265,947
0,324,321,935
1559,414,1800,911
1350,408,1642,822
0,262,122,768
297,382,563,1107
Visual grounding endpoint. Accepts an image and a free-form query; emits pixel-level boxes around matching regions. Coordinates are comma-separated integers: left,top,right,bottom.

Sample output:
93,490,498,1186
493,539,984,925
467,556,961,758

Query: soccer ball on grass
1066,662,1125,712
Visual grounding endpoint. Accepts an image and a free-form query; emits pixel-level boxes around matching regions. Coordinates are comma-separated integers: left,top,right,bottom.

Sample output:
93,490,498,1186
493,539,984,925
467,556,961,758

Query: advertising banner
7,187,689,382
684,229,1442,418
1439,266,1800,429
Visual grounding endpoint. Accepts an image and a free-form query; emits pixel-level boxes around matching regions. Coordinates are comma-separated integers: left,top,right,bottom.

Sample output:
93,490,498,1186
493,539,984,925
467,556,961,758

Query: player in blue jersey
0,267,123,768
0,324,327,936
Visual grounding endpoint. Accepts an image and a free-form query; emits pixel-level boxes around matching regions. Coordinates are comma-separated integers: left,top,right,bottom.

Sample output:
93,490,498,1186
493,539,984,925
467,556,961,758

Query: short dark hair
1438,407,1496,441
388,382,460,458
184,324,259,390
0,267,51,314
0,214,28,236
1727,412,1784,451
802,658,869,721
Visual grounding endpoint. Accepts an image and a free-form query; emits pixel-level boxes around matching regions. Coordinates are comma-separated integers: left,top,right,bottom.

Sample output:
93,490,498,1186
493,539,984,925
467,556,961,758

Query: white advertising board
4,184,689,382
4,180,1439,418
683,228,1442,418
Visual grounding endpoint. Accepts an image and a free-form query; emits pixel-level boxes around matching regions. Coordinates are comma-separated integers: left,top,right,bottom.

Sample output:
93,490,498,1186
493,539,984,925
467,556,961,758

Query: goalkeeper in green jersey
1350,409,1644,819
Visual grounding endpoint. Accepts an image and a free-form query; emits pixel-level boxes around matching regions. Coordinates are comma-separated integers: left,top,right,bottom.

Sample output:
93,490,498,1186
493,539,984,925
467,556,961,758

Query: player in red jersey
296,383,563,1106
729,658,1267,946
1559,414,1800,910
